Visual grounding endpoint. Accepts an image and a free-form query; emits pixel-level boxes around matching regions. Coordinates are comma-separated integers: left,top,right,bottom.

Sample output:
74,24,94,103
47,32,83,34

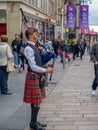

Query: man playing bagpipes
23,27,56,130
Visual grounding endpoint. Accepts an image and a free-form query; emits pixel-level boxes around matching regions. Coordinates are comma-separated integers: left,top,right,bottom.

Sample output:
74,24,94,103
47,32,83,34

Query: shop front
22,11,55,42
46,23,55,40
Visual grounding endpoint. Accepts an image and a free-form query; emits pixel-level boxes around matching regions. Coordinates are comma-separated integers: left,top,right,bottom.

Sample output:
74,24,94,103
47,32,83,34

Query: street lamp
76,0,80,40
61,8,64,39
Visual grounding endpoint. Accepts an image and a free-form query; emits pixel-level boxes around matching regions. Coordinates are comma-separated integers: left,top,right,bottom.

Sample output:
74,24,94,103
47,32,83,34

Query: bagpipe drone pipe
41,49,56,81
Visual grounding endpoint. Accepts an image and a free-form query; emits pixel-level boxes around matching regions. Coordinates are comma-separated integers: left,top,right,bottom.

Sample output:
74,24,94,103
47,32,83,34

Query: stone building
54,0,65,39
0,0,60,43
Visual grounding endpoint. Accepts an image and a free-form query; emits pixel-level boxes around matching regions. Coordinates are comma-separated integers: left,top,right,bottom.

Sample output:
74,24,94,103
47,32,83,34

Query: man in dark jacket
59,39,68,63
11,34,20,67
90,42,98,95
52,38,60,58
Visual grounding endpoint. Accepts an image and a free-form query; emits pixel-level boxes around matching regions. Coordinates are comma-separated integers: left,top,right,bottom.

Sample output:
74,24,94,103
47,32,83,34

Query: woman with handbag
0,35,13,95
23,27,54,130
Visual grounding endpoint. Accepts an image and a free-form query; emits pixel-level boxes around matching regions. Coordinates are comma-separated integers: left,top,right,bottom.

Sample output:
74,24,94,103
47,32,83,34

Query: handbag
7,60,15,72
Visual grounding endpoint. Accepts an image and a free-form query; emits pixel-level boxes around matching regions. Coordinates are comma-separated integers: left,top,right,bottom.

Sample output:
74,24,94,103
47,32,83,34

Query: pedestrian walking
23,27,54,130
43,40,50,50
0,35,13,95
90,42,98,95
59,39,68,63
11,34,20,68
83,39,87,54
71,39,78,60
17,37,25,72
52,38,60,58
78,38,84,60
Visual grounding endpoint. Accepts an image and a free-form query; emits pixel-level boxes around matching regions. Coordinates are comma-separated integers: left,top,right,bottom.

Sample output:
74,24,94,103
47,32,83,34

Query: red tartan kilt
23,72,46,105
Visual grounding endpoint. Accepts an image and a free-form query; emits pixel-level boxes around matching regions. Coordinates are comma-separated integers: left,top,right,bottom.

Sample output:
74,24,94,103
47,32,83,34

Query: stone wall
7,3,21,44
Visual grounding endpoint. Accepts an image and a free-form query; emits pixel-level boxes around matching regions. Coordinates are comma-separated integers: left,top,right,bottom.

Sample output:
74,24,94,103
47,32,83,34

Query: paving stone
79,125,98,130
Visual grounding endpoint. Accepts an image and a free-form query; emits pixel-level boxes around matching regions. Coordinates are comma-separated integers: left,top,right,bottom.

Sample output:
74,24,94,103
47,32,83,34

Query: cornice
0,0,56,20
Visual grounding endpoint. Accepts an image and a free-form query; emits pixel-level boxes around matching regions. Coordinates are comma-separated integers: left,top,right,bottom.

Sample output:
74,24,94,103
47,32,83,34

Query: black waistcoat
25,43,43,72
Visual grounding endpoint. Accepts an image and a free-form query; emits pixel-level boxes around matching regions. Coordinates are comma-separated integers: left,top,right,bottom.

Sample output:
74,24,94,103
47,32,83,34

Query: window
31,0,34,5
28,0,32,4
0,10,6,23
34,0,37,6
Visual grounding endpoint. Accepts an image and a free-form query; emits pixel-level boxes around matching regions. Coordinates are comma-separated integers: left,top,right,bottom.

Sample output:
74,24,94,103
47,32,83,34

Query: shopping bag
7,60,15,72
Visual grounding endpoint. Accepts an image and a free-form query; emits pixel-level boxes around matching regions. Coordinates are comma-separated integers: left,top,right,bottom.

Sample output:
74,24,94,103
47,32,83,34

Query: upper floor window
0,10,6,23
26,0,37,6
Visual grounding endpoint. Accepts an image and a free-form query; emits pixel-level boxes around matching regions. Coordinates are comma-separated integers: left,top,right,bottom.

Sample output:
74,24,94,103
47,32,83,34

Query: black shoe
73,57,75,60
37,122,47,127
1,92,12,95
30,123,45,130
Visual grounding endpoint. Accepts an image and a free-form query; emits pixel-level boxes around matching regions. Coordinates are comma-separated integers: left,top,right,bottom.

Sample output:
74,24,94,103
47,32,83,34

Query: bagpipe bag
41,51,56,65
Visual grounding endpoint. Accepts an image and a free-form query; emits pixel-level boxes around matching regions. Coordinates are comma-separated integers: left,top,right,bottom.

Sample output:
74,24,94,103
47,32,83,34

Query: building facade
0,0,58,43
54,0,65,39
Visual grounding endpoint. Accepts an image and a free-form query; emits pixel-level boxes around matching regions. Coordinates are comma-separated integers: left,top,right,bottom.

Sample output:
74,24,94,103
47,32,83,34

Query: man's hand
46,67,54,73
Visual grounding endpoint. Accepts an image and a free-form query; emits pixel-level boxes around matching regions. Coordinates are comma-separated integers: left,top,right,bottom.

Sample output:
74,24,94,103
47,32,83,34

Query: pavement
0,55,72,130
0,54,98,130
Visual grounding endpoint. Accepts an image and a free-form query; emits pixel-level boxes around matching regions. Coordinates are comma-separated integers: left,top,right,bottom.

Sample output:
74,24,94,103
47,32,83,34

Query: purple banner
80,5,89,28
66,4,75,28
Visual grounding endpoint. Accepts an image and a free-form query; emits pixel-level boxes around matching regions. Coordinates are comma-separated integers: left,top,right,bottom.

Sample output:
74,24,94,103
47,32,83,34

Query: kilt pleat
23,72,46,105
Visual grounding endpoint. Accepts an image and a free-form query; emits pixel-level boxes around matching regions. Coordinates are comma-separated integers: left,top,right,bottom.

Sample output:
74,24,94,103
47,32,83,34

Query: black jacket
11,39,19,52
90,43,98,62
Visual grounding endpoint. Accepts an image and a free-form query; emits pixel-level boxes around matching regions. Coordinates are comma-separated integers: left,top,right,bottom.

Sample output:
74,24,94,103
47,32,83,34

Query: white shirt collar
27,41,36,46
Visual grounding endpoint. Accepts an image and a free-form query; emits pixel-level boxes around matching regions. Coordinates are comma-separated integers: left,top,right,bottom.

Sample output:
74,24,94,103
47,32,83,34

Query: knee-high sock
31,104,40,124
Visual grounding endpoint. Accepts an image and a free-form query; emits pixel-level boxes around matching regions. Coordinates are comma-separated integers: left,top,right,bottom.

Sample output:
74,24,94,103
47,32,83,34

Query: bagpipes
37,40,56,80
36,40,56,65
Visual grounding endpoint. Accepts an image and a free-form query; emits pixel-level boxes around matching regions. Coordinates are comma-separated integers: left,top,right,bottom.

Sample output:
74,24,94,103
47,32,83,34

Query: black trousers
20,56,25,69
92,64,98,90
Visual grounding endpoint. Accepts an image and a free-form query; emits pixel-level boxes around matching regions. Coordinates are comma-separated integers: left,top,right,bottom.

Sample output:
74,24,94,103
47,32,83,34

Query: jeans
60,51,65,62
13,51,18,66
92,64,98,90
0,66,9,93
20,56,25,69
